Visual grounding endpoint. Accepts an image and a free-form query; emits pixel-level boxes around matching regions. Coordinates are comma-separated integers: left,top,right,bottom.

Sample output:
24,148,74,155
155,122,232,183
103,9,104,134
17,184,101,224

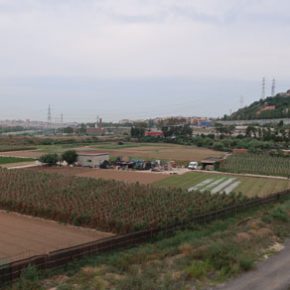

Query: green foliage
39,153,59,166
12,265,43,290
162,124,192,138
185,260,212,279
0,157,34,164
270,206,289,222
62,127,74,134
117,266,182,290
239,256,255,271
131,127,145,139
225,95,290,120
62,150,78,165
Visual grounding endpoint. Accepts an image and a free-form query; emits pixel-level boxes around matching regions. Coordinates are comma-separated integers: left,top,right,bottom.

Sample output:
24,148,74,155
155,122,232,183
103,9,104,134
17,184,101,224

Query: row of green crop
220,154,290,177
0,157,34,164
0,169,249,234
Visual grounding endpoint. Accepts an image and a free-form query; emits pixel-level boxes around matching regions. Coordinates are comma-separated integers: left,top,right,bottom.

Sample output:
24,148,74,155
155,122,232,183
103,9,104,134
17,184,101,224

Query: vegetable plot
0,169,248,234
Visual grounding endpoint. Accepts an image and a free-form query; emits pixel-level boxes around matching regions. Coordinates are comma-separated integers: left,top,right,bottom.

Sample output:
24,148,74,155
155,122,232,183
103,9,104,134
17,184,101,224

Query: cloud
0,0,290,121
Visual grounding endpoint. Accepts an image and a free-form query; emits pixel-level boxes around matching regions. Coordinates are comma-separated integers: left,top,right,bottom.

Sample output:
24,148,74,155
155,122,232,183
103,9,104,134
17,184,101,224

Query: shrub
62,150,78,165
270,207,289,222
239,256,255,271
185,260,212,279
39,153,59,166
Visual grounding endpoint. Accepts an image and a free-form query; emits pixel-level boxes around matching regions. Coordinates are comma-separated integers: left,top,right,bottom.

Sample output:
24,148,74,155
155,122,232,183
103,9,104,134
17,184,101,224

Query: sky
0,0,289,122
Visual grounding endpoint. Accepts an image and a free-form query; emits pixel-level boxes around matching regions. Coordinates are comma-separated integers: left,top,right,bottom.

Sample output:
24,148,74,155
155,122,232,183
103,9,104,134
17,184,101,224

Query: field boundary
1,189,290,287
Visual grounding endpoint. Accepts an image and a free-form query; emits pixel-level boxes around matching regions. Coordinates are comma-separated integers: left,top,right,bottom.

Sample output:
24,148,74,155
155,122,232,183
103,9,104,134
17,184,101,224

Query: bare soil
0,211,113,262
31,167,169,184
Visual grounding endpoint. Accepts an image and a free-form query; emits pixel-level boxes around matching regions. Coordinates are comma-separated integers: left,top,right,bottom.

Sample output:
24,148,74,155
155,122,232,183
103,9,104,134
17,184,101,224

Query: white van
188,161,198,170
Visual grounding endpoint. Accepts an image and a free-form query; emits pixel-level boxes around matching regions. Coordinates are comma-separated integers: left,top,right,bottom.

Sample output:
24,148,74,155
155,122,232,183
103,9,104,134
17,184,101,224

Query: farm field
0,150,42,159
0,168,249,234
0,142,225,164
220,153,290,178
85,142,225,162
32,166,169,185
0,145,36,152
0,211,113,263
157,172,290,197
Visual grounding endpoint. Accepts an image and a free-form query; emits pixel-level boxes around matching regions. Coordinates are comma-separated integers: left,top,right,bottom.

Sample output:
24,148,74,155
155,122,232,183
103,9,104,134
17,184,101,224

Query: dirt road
214,240,290,290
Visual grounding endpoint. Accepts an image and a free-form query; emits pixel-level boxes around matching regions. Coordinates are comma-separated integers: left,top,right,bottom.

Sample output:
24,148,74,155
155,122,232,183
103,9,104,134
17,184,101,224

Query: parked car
188,161,198,170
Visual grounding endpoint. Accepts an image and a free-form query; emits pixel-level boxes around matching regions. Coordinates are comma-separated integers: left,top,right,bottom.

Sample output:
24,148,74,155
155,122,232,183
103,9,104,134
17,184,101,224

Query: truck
188,161,198,170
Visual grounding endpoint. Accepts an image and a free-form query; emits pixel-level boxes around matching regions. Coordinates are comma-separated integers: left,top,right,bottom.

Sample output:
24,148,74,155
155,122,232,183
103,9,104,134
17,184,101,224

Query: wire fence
0,188,289,287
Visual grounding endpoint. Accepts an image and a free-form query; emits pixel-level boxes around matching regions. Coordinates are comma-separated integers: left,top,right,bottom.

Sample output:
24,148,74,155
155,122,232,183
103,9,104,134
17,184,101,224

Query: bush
39,154,59,166
239,256,255,271
185,260,212,279
62,150,78,165
12,265,43,290
270,207,289,222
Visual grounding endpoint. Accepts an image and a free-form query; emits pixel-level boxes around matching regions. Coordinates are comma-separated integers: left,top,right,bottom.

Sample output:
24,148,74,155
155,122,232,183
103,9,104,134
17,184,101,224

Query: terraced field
157,172,290,197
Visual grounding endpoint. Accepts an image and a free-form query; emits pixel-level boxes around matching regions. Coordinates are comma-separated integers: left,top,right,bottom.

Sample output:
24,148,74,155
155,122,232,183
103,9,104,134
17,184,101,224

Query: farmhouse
200,157,224,170
77,151,109,168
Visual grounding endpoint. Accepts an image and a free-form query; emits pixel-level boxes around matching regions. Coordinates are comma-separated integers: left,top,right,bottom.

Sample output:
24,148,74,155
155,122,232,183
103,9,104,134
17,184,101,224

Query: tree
39,154,59,166
63,127,74,134
131,127,145,140
62,150,78,165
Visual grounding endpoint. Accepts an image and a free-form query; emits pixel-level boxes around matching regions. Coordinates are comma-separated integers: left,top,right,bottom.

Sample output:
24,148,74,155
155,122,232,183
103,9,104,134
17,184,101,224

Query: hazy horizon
0,0,289,122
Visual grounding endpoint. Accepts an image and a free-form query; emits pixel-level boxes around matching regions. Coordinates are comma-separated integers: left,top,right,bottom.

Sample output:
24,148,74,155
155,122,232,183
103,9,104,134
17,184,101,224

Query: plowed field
0,211,113,263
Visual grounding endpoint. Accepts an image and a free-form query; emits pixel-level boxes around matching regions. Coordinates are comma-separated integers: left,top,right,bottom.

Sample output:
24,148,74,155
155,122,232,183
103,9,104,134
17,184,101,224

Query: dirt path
214,239,290,290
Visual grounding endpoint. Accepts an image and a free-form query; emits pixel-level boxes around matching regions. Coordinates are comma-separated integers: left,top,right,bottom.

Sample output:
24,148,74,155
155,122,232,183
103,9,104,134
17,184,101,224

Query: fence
0,188,289,287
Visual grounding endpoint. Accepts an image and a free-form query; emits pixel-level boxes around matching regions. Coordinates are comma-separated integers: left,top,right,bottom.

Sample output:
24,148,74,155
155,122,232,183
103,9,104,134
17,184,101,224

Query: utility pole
47,105,52,123
262,77,266,99
240,96,244,108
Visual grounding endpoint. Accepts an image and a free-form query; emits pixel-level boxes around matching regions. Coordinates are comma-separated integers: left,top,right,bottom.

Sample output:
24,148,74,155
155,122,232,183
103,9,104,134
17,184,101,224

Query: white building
77,151,109,168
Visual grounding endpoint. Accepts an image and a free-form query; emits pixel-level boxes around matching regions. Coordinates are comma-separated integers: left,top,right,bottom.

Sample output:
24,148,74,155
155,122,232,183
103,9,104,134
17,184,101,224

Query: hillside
225,91,290,120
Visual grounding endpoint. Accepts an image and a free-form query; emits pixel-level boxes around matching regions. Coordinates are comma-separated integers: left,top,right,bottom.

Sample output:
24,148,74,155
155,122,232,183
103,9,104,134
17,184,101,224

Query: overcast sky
0,0,289,122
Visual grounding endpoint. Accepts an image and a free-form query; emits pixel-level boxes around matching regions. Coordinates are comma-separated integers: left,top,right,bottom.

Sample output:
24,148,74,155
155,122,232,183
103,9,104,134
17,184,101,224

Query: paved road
214,240,290,290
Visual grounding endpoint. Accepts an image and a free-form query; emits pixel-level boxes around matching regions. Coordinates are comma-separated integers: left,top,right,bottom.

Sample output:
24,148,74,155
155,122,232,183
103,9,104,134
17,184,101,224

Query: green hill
225,91,290,120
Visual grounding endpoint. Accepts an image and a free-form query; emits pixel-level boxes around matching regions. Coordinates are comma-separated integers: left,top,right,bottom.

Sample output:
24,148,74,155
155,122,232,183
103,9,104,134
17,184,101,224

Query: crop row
0,169,249,234
220,154,290,177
